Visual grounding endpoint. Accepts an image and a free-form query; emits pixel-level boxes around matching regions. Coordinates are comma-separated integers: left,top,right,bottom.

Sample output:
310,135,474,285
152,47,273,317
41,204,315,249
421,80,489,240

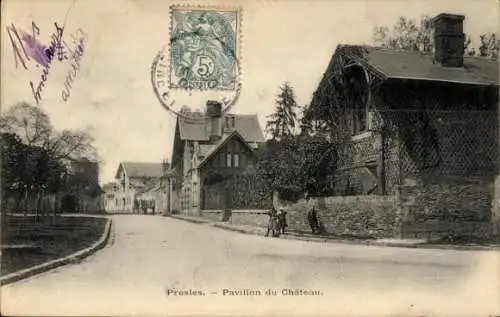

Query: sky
2,0,498,183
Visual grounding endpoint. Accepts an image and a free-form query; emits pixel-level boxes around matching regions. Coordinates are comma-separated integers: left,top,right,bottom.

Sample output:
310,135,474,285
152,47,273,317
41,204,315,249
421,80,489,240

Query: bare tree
0,102,53,147
0,103,98,165
373,16,433,52
478,33,499,58
373,15,497,57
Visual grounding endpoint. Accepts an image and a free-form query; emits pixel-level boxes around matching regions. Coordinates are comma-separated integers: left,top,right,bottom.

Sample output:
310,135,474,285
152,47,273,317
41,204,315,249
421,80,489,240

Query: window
233,154,239,167
220,153,225,166
227,153,232,167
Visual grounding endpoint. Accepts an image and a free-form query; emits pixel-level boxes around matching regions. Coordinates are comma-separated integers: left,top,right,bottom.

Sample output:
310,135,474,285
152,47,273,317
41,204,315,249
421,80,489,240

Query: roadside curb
1,218,113,286
171,215,500,251
212,223,264,235
168,215,212,225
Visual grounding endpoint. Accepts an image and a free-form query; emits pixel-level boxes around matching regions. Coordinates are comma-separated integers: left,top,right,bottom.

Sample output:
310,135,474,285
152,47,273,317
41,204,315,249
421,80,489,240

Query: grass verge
1,215,107,276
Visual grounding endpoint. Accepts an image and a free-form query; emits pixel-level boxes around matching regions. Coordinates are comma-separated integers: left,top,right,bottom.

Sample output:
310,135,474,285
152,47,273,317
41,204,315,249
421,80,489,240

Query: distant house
171,101,266,216
308,13,499,231
106,162,172,213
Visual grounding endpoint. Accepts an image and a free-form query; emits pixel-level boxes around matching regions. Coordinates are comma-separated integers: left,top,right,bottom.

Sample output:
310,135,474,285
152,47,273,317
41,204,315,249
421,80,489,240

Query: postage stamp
151,5,241,122
169,7,239,90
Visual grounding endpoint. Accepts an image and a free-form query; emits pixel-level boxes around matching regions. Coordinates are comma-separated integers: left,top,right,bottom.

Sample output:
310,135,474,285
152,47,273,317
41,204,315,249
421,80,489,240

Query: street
1,215,499,316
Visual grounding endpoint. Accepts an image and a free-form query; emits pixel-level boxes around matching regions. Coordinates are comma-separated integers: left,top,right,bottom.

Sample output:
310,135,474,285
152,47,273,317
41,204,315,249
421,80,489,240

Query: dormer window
224,115,235,131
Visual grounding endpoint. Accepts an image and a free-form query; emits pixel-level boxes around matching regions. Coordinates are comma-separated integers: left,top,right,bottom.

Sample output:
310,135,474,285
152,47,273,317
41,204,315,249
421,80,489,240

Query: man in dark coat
277,207,288,234
305,193,319,234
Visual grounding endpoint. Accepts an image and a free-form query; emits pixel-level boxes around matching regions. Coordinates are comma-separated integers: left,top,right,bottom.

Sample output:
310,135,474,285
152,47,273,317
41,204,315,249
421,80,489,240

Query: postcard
1,0,499,316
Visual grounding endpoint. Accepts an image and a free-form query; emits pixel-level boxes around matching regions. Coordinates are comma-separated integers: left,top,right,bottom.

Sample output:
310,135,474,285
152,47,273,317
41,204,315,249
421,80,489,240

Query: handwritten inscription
6,21,86,104
61,29,87,102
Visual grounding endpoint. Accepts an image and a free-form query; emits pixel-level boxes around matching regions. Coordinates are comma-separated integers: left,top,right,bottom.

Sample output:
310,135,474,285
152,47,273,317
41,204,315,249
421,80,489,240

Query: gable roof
177,114,265,143
115,162,163,179
197,131,255,169
339,45,499,86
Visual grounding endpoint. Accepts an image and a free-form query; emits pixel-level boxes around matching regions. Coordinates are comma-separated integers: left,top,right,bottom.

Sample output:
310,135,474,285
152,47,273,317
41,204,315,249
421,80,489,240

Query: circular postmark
151,9,241,123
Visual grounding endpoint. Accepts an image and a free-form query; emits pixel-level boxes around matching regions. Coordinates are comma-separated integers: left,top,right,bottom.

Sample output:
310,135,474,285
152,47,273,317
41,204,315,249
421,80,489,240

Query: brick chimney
432,13,465,67
206,100,222,142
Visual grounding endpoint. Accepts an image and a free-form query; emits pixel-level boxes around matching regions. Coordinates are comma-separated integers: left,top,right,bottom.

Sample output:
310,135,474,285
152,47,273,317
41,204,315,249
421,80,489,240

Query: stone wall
400,220,493,239
397,181,495,239
201,210,223,222
398,182,493,222
279,195,399,238
201,210,269,227
230,210,269,227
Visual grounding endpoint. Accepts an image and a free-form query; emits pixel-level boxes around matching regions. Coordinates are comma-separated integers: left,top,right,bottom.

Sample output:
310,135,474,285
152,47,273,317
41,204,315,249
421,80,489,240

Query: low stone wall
201,210,223,222
401,220,493,239
229,210,269,227
400,182,493,222
201,210,269,227
281,196,399,238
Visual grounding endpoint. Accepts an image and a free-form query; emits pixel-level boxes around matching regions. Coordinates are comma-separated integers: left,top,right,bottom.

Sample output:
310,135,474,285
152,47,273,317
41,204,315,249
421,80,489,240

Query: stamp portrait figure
170,9,238,90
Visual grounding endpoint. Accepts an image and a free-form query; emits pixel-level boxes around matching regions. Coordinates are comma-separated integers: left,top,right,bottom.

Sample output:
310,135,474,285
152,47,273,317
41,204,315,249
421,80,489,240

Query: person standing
305,193,319,234
265,207,279,237
278,207,288,234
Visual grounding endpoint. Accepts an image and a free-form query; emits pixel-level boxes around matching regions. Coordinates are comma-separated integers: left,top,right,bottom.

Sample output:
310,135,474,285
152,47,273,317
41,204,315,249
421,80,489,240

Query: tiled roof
178,114,265,142
342,45,499,86
198,144,214,158
121,162,163,178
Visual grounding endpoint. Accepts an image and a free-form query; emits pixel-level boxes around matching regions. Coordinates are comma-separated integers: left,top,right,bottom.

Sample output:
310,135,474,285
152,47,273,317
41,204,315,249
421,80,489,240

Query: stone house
306,13,499,238
171,101,266,216
107,162,173,213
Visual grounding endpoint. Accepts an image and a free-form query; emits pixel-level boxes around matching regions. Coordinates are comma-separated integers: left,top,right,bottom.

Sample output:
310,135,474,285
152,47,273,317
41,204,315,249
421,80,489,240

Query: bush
256,135,337,201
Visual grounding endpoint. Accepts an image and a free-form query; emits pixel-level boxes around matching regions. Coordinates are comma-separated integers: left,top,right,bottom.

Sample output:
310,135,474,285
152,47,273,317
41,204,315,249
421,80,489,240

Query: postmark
151,5,242,123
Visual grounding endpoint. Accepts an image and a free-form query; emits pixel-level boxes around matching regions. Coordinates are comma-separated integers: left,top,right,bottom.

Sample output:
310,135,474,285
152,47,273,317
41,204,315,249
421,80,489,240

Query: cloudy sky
2,0,498,183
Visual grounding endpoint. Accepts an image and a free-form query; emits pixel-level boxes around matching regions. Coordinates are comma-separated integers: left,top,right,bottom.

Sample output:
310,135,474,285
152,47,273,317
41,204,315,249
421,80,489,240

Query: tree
298,104,314,136
373,15,498,57
178,105,193,118
266,82,298,140
101,182,118,193
0,103,98,165
255,134,337,202
478,33,499,58
1,132,67,216
1,103,99,219
373,16,433,52
0,102,52,147
1,133,27,200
